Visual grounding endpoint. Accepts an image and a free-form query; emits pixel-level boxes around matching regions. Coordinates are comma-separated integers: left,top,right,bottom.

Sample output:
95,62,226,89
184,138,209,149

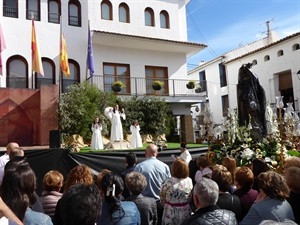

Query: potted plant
186,80,196,89
195,84,202,93
152,80,164,91
111,80,126,92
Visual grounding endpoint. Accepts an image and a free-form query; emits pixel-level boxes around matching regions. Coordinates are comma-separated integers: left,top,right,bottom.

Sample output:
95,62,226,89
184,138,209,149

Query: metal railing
3,6,18,18
48,12,60,24
86,75,207,97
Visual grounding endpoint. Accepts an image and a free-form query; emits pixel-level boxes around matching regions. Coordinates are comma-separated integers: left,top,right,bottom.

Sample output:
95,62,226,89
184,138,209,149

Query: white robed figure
105,104,126,142
91,117,104,150
130,120,143,148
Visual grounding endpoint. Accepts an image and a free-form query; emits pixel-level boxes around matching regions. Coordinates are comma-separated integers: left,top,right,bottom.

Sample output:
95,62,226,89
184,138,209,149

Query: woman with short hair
125,171,157,225
211,165,242,222
240,171,294,225
160,158,193,225
40,170,64,218
233,166,258,219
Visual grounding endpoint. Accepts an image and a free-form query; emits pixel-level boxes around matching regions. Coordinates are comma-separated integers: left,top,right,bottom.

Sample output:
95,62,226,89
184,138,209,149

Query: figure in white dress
130,120,143,148
91,117,104,150
105,104,126,142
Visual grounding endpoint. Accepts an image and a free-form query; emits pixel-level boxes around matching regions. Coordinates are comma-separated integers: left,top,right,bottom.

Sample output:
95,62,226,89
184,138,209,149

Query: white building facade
188,31,300,127
0,0,207,142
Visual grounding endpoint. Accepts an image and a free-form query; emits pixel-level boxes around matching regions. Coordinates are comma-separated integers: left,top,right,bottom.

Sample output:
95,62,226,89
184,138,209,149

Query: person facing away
179,142,192,164
40,170,64,218
240,171,294,225
120,152,137,199
125,171,158,225
97,172,141,225
134,144,171,225
233,166,258,219
284,166,300,224
181,177,238,225
222,156,237,193
1,157,53,225
134,144,171,200
91,117,104,150
0,142,19,185
130,120,143,149
211,165,242,222
194,155,212,182
59,183,102,225
53,165,94,225
160,158,193,225
106,104,126,142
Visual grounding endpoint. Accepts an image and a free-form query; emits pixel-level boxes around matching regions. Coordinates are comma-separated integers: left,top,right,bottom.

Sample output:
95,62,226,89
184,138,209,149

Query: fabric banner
19,147,207,195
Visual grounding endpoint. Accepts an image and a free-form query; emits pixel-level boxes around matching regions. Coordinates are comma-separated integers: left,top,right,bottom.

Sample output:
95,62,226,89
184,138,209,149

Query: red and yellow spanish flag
31,18,44,76
60,33,70,77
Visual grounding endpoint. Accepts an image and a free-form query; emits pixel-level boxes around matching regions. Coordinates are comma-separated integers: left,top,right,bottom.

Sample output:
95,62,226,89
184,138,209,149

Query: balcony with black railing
87,75,207,101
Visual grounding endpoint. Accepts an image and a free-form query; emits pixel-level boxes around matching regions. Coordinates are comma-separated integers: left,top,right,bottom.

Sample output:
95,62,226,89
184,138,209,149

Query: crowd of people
0,141,299,225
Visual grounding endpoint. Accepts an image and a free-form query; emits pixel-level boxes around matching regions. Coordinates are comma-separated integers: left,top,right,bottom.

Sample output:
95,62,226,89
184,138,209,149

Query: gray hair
194,177,219,208
259,220,298,225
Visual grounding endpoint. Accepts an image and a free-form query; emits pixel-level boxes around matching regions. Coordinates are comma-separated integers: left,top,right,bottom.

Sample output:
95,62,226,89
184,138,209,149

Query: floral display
212,106,299,168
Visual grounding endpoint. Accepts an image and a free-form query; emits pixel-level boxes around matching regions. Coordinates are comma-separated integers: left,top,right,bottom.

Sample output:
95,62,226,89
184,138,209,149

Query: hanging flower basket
111,85,122,92
186,80,196,89
111,80,126,93
195,84,202,93
152,80,164,91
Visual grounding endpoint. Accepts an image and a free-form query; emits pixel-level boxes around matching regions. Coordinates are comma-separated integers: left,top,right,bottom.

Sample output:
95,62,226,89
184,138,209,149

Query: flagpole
31,13,34,89
59,16,62,99
85,21,89,80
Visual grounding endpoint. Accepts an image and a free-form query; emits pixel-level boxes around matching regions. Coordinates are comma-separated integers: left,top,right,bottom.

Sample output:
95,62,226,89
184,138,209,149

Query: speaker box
49,130,61,148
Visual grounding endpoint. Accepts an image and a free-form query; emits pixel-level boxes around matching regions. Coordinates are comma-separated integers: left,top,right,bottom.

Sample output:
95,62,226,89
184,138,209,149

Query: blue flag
87,23,94,76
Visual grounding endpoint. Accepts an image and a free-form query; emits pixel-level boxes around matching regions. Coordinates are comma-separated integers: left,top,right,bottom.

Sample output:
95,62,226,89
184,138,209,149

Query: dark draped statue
237,64,267,140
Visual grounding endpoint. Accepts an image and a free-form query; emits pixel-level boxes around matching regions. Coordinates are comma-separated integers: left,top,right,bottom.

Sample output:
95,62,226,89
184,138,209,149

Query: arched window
62,59,80,93
119,3,129,23
68,0,81,27
3,0,18,18
264,55,270,61
145,7,154,27
26,0,40,20
292,43,300,51
252,60,257,65
6,55,28,88
35,58,55,89
48,0,61,24
277,50,284,57
160,10,169,29
101,0,112,20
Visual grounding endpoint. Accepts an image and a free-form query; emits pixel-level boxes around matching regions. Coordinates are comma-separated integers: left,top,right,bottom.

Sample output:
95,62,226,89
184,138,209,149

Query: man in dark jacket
181,177,237,225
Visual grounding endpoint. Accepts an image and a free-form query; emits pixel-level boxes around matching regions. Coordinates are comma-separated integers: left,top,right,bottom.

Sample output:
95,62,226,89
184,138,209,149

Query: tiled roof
92,30,207,47
225,32,300,64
